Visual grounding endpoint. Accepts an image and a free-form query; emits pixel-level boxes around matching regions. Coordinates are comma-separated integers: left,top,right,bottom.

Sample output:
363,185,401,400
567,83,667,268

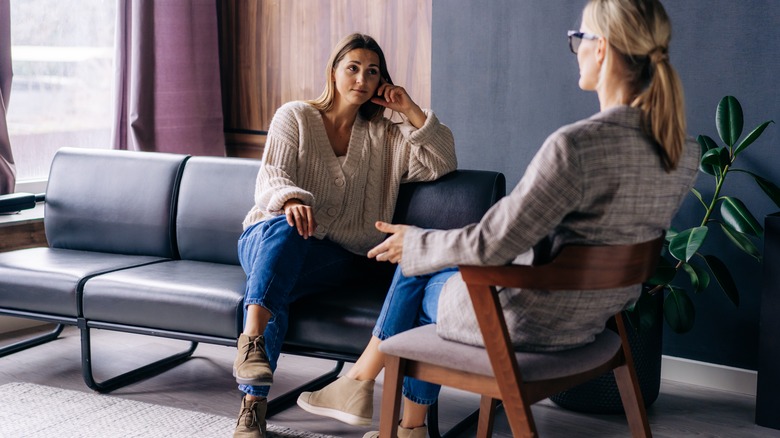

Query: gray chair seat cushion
0,247,166,317
82,260,246,339
378,324,621,382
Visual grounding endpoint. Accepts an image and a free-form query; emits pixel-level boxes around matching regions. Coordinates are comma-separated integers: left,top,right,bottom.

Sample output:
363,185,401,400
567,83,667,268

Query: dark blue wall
432,0,780,370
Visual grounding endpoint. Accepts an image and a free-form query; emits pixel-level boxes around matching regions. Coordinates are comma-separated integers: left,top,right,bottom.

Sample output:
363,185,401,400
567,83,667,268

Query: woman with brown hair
232,33,456,437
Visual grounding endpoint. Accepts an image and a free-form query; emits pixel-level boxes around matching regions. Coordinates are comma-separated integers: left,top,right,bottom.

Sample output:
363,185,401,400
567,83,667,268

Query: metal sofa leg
79,323,198,393
0,323,65,358
266,360,344,417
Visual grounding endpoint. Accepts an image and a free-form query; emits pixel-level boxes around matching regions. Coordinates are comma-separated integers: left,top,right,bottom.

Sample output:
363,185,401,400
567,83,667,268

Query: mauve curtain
112,0,225,155
0,0,15,194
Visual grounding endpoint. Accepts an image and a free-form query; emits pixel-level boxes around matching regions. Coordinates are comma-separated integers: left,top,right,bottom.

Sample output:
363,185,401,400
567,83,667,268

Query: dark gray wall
432,0,780,370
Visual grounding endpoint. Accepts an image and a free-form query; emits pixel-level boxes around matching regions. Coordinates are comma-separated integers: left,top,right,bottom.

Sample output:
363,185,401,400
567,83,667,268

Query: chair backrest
44,147,188,258
175,156,260,265
393,170,506,230
459,237,664,291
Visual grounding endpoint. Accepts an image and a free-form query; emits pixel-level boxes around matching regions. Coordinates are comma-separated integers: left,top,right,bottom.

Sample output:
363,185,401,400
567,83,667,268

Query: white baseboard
662,355,757,396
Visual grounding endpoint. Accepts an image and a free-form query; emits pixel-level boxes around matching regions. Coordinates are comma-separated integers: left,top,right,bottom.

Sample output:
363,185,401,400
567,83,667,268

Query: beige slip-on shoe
297,375,374,426
362,424,428,438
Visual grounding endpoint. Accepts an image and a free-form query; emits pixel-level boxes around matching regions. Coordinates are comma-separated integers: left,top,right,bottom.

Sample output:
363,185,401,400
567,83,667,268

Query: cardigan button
335,178,345,187
327,207,337,216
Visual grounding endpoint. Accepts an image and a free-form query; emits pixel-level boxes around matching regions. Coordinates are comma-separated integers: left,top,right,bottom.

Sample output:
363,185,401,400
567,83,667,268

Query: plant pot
548,289,663,414
756,212,780,429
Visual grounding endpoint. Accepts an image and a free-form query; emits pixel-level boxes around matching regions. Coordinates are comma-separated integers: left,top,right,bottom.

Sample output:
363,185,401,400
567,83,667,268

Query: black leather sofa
0,147,505,426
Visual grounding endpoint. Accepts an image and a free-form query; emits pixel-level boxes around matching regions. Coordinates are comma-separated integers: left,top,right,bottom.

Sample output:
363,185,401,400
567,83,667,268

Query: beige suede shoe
234,334,273,386
233,395,267,438
296,375,374,426
362,424,428,438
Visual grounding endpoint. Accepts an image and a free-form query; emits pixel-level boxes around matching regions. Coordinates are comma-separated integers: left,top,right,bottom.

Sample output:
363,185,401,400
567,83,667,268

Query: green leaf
690,187,706,208
719,223,762,261
717,96,743,147
664,286,695,334
703,255,740,307
647,256,676,285
665,228,679,242
682,262,711,293
734,120,774,157
700,147,727,176
753,173,780,209
669,227,708,262
697,135,719,175
720,196,763,237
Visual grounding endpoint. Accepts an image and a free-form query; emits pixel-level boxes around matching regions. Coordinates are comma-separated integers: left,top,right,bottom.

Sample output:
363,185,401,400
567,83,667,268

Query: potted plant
631,95,777,334
551,95,777,414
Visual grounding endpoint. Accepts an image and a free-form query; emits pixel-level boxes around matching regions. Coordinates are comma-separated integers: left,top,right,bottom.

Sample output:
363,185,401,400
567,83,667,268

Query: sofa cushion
0,248,165,317
82,260,246,339
175,156,260,265
44,148,187,258
286,259,396,356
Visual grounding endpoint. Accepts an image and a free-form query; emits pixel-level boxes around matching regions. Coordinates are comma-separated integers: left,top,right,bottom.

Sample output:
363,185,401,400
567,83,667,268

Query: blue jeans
237,215,357,397
373,266,458,405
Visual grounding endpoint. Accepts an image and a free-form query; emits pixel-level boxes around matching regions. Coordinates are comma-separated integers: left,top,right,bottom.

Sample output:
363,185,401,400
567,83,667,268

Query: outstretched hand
367,221,409,264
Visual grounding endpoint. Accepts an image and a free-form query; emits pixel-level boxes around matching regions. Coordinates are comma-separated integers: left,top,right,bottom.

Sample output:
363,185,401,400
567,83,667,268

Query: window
7,0,116,184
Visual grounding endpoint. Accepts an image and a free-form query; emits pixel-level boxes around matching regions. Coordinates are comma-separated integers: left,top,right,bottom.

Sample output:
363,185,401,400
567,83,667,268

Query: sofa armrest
0,192,38,214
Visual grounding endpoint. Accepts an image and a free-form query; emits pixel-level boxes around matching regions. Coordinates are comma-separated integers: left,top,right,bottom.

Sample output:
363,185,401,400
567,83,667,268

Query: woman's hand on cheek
372,83,410,111
367,221,408,264
371,83,426,129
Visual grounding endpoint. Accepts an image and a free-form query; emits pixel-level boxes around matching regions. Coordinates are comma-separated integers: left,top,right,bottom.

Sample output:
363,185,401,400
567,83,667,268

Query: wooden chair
377,237,663,437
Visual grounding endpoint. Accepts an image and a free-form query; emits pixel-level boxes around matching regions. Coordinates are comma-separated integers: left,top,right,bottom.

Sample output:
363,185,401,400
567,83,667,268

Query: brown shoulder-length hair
306,33,394,121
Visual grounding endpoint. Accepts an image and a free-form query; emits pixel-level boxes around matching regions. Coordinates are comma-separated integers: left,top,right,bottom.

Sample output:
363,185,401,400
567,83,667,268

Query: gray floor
1,324,778,438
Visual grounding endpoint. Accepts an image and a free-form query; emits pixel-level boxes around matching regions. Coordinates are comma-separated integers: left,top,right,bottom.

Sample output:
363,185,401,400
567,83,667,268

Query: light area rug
0,382,337,438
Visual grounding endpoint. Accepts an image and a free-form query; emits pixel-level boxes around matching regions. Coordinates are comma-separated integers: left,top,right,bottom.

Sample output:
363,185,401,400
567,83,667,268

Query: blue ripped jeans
373,266,458,405
237,215,358,397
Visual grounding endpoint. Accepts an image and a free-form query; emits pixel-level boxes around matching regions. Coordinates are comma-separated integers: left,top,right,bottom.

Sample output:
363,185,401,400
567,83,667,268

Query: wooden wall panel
220,0,432,158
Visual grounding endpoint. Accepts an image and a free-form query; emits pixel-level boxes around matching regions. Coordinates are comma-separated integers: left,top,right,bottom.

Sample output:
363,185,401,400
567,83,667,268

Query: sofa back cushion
44,148,187,257
393,170,506,229
175,156,260,265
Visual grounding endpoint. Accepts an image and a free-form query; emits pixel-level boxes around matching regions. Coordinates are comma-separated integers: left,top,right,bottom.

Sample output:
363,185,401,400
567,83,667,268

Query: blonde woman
298,1,698,437
233,33,456,438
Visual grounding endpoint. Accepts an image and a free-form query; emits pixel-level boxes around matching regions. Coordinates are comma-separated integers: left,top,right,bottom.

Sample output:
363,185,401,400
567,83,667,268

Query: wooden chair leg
380,355,405,438
502,396,538,438
614,364,652,438
476,396,497,438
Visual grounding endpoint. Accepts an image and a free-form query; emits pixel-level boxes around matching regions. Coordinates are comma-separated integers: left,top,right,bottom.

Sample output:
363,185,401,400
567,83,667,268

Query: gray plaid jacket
400,106,699,351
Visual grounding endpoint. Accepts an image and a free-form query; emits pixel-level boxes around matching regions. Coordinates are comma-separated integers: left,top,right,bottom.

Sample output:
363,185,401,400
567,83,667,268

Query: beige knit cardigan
243,101,457,255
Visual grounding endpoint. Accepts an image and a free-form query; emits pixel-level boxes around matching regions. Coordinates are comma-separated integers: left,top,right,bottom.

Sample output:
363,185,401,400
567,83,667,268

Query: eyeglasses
567,30,600,54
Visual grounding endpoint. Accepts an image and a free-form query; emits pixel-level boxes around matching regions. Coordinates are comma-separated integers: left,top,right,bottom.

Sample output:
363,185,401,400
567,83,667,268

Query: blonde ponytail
632,52,686,171
584,0,686,172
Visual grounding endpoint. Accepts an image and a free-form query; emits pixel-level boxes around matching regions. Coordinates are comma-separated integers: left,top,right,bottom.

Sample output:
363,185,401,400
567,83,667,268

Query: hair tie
649,47,668,64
